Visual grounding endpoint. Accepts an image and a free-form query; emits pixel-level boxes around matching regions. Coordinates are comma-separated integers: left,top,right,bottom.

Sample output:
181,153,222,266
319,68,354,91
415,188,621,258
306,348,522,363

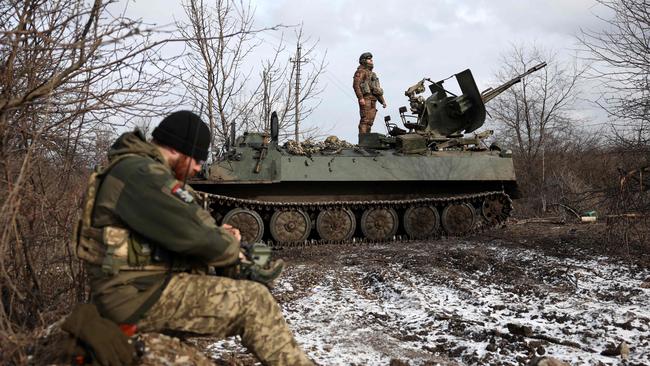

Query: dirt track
207,221,650,365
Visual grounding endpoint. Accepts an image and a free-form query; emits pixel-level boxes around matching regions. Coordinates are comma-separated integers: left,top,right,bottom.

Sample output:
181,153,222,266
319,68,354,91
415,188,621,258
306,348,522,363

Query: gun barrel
481,62,547,103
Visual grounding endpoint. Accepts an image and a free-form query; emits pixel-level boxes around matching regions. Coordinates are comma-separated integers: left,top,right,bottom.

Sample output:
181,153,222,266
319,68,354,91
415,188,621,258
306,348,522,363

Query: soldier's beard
174,156,197,181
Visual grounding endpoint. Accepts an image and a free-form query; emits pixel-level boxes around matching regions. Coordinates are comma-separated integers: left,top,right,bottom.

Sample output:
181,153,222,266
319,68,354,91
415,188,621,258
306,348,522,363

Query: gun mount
393,62,547,146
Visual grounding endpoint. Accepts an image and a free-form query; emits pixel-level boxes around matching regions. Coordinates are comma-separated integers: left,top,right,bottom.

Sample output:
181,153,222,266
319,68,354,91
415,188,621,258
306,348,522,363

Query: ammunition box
396,134,427,154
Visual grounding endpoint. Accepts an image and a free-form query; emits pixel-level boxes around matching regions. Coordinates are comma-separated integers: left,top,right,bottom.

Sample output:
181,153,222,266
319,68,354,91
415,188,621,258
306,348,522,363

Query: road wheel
404,206,440,239
441,203,476,235
270,209,311,242
316,208,356,241
222,208,264,243
361,207,398,241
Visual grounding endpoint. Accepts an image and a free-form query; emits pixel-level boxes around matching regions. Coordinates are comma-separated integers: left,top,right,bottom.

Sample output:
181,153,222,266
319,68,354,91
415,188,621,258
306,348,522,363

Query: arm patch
164,180,194,204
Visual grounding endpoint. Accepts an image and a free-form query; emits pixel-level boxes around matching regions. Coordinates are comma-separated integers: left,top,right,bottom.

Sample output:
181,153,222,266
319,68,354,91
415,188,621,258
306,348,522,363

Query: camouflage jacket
352,65,385,104
88,131,239,324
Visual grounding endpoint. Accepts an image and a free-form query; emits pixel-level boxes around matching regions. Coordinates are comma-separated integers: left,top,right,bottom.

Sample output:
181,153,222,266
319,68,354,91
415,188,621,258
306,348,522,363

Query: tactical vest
360,78,371,95
74,154,175,275
369,73,383,96
360,72,383,97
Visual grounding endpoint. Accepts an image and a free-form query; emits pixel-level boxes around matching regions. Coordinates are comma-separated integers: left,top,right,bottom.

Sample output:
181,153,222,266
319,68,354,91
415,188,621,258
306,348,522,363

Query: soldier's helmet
359,52,373,64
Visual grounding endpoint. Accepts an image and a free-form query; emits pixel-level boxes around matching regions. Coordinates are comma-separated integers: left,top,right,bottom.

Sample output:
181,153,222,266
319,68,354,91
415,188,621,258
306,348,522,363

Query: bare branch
577,0,650,149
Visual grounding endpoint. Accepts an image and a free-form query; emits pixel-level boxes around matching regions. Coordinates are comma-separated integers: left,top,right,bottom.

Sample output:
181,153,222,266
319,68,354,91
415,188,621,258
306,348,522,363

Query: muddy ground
200,221,650,365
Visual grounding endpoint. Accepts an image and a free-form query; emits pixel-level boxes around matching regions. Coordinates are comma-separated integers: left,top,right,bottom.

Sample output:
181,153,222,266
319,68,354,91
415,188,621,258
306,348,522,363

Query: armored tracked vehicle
192,63,546,246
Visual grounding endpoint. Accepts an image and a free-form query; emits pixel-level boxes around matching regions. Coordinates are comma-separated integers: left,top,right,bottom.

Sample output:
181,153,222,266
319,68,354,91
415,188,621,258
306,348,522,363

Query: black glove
61,304,136,366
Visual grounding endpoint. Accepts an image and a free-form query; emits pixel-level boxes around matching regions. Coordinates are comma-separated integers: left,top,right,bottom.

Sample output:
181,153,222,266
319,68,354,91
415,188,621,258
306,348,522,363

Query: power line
324,71,356,99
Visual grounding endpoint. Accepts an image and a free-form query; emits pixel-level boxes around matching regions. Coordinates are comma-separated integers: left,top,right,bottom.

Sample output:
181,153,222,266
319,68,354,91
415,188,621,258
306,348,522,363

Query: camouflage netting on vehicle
284,136,355,156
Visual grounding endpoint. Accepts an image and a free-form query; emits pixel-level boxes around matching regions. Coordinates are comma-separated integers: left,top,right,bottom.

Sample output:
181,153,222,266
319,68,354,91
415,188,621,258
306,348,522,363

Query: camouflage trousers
358,98,377,134
137,273,313,366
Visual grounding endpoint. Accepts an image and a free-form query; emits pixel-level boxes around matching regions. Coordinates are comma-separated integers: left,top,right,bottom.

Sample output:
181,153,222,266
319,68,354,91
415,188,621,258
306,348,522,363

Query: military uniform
77,114,312,366
353,54,386,134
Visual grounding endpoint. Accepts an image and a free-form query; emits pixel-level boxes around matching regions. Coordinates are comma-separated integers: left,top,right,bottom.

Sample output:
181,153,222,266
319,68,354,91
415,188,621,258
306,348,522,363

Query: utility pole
262,69,269,130
290,43,307,142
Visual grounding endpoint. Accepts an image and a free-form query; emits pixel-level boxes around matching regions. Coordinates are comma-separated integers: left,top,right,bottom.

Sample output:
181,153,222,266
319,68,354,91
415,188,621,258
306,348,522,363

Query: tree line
487,0,649,220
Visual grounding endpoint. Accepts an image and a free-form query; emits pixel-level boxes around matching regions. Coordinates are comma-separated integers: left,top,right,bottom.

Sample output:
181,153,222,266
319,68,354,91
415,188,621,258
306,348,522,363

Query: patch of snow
210,242,650,365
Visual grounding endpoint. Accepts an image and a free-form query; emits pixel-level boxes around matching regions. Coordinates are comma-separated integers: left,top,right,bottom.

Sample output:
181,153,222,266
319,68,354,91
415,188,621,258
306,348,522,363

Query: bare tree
487,45,585,213
179,0,267,156
578,0,650,151
178,1,326,157
254,26,327,142
132,117,156,139
0,0,177,341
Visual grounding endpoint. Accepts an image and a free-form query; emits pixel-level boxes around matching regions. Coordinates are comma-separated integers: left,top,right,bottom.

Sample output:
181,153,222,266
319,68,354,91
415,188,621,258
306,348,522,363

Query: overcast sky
123,0,608,142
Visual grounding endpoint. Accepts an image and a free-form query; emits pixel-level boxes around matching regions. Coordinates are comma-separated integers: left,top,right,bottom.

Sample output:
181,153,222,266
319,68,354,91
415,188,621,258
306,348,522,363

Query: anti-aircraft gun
379,62,547,151
194,62,548,246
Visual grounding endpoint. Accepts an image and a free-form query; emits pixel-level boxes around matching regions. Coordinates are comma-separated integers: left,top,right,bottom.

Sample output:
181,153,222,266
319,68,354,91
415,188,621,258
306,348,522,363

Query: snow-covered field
209,225,650,365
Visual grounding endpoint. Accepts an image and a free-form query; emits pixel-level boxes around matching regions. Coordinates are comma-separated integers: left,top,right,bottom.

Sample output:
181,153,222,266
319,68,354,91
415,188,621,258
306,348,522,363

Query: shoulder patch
165,180,194,203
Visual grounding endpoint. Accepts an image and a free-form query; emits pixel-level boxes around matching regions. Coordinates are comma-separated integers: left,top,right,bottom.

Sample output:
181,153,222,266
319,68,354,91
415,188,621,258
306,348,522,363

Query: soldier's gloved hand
61,304,136,366
240,259,285,288
239,242,284,287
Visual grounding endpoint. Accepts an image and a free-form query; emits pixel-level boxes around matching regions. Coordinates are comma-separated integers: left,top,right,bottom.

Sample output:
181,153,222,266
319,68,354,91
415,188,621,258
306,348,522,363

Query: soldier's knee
238,281,281,320
241,281,274,303
248,280,270,294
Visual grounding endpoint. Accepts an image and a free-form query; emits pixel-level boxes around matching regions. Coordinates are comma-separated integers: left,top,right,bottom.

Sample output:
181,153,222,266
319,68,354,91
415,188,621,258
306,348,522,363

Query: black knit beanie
152,110,210,161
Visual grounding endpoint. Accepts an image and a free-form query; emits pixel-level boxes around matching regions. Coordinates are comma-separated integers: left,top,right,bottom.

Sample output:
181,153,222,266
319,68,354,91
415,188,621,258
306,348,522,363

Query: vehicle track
201,190,513,248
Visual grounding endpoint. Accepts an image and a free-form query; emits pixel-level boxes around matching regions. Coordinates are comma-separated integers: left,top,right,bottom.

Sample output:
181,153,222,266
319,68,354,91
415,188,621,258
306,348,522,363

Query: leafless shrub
0,0,179,349
488,44,586,215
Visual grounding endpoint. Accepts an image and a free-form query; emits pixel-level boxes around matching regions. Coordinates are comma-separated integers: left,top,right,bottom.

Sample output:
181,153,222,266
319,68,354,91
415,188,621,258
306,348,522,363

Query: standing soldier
353,52,387,135
74,110,313,365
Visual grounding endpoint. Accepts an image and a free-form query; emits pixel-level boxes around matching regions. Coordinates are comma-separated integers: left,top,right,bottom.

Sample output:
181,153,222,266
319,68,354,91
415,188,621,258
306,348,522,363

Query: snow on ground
210,238,650,365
